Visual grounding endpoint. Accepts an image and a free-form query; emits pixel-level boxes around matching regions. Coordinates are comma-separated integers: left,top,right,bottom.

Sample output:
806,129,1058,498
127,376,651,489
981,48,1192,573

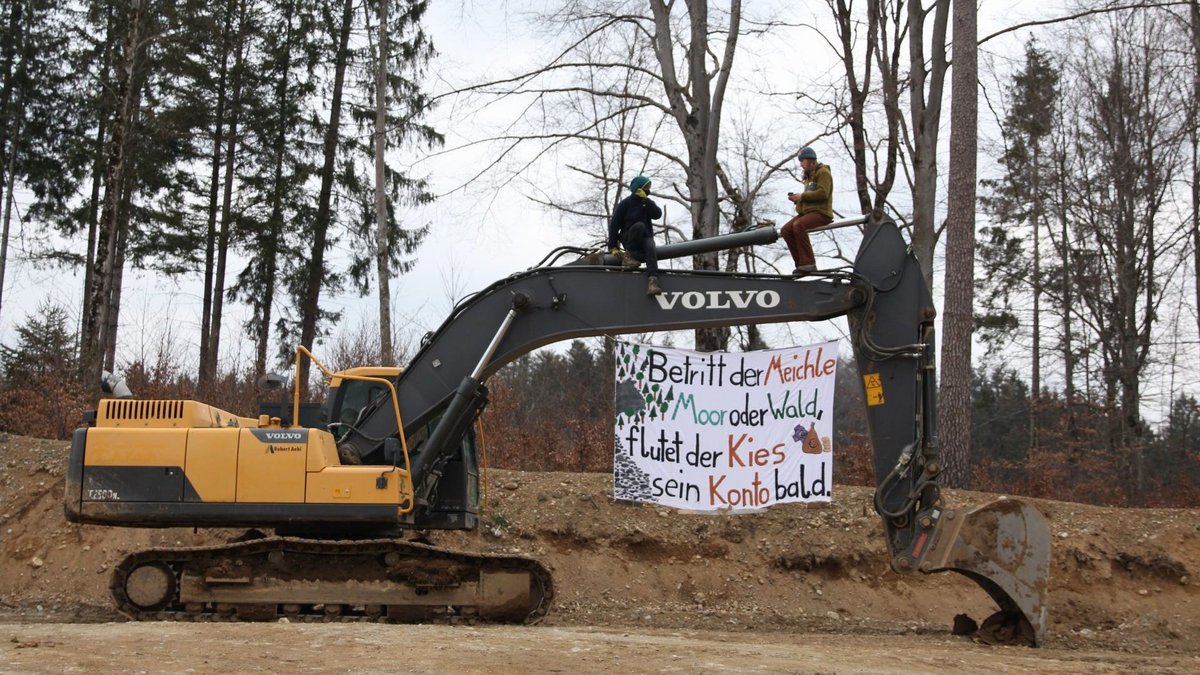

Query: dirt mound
1,434,1197,655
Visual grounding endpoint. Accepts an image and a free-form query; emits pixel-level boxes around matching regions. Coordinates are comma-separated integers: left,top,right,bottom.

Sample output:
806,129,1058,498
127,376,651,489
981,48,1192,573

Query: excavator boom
318,216,1050,644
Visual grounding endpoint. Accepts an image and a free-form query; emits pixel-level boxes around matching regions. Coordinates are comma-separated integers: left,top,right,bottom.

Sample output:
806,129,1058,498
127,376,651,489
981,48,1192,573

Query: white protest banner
612,341,836,510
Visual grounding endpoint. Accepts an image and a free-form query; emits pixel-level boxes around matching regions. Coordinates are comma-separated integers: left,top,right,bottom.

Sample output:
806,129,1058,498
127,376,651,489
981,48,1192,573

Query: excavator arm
339,217,1050,644
346,221,919,495
346,268,865,466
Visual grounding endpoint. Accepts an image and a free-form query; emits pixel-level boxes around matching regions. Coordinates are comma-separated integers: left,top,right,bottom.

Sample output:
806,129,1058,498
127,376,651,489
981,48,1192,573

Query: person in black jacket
608,175,664,296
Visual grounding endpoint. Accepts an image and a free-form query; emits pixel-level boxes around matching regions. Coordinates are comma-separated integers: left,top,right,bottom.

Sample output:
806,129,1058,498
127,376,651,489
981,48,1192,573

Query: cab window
332,380,390,438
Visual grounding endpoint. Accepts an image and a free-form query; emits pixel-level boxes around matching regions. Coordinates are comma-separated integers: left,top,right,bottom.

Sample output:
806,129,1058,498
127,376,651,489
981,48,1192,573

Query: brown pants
781,211,833,266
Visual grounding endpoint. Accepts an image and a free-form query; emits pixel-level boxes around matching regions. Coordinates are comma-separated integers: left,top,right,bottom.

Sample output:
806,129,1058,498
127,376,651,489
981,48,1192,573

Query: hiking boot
792,264,817,276
646,276,663,296
622,251,642,269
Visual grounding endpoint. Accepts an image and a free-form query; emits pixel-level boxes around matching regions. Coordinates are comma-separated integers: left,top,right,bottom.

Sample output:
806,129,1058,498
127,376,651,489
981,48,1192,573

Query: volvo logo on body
653,289,781,311
251,429,308,443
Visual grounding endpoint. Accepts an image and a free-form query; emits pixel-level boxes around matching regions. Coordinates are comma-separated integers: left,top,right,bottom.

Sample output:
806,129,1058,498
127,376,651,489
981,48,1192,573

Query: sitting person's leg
794,212,833,269
780,216,806,271
624,222,662,295
638,226,659,276
623,222,658,270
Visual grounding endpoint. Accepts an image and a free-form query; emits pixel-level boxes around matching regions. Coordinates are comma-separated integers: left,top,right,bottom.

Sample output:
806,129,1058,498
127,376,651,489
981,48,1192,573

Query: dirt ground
1,434,1198,673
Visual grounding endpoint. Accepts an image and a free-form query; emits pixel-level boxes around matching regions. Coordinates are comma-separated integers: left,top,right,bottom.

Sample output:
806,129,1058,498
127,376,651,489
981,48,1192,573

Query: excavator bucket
919,498,1051,646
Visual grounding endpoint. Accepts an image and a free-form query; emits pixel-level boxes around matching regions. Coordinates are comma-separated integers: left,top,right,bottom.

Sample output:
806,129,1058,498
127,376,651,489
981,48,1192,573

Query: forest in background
0,0,441,393
0,2,1199,498
0,308,1195,507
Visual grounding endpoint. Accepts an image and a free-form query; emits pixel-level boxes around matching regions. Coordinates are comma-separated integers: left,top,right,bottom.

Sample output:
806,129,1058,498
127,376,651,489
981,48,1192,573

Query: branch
433,60,665,103
978,1,1193,46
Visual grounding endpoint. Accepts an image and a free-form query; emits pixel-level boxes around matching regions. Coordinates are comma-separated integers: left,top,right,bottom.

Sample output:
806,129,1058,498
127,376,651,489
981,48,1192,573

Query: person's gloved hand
610,247,621,257
635,188,647,199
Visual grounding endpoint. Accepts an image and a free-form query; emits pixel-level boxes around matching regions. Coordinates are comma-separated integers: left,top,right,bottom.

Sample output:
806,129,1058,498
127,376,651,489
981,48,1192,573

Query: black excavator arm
334,215,1049,646
350,220,930,514
61,210,1049,642
341,220,927,512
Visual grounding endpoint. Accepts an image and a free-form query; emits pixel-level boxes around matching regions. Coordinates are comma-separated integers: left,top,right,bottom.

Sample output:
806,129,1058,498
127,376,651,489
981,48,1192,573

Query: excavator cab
323,366,401,442
320,365,484,529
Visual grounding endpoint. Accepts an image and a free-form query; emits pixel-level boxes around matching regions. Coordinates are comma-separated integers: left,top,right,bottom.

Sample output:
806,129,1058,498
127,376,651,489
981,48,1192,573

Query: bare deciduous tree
647,0,741,350
827,0,905,216
372,0,393,366
442,1,773,351
906,0,950,290
1060,12,1189,494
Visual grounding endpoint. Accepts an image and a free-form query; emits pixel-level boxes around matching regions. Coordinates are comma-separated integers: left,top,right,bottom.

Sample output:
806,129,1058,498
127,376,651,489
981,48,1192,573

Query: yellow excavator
64,216,1051,644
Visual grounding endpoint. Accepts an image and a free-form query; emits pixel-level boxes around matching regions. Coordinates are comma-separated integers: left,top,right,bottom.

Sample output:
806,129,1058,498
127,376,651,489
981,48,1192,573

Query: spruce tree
0,301,77,382
289,0,439,388
229,0,322,378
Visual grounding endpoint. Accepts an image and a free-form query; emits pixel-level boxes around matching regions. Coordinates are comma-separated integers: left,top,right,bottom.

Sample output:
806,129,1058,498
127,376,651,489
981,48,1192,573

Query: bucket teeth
919,499,1051,646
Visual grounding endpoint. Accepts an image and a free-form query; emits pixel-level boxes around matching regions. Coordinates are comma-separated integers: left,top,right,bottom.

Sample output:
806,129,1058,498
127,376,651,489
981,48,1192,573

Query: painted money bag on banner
611,341,836,511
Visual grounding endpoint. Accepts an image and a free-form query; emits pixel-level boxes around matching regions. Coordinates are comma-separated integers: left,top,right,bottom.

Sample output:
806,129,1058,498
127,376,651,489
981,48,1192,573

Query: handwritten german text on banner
612,341,836,510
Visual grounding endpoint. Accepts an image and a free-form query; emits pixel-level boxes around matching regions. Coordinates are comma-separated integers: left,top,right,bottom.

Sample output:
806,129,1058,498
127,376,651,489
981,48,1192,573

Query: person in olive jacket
608,175,664,296
780,146,833,275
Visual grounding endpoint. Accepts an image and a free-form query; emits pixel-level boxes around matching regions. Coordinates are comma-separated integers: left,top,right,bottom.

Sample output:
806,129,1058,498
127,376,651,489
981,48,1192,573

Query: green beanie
629,175,651,193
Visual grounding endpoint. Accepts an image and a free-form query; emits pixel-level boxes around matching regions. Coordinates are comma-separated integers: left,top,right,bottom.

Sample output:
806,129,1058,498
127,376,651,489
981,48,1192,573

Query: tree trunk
1030,146,1041,450
105,195,131,372
0,0,31,326
81,118,106,361
79,0,117,362
86,0,144,388
374,0,393,366
0,0,22,213
833,0,875,214
298,0,355,393
938,0,976,489
908,0,949,290
1056,141,1076,439
1192,1,1199,351
649,0,740,352
255,1,297,379
207,0,248,387
199,0,235,386
0,134,17,324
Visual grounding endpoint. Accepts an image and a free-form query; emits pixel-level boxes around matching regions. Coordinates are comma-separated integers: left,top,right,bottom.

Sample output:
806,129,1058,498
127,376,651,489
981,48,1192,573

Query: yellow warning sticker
863,373,884,406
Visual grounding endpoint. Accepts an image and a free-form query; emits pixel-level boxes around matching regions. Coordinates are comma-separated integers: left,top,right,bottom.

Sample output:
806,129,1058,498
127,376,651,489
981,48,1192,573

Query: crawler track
109,537,553,624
